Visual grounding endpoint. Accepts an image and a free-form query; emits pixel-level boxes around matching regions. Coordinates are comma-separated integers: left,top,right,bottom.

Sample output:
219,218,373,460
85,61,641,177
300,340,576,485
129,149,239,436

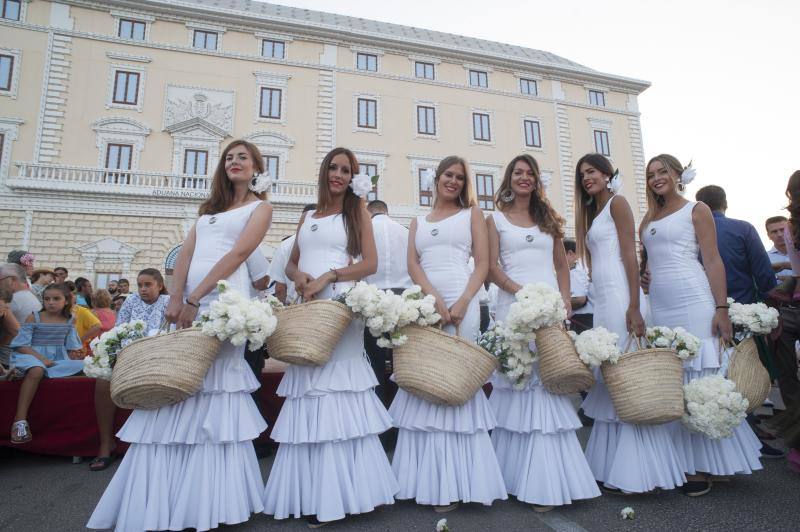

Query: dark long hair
42,283,73,319
786,170,800,250
198,140,266,216
316,148,363,258
138,268,168,295
574,153,615,264
497,154,563,238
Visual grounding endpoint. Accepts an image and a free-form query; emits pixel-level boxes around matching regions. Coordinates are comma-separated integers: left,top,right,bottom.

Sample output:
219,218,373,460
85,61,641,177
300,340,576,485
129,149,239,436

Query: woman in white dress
575,153,687,494
263,147,397,528
88,140,274,531
641,154,761,497
389,155,507,513
487,154,599,512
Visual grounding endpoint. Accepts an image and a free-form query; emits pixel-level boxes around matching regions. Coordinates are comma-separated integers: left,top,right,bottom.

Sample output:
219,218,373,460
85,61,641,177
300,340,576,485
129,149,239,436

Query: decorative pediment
163,85,235,135
76,237,138,260
92,117,151,136
244,130,295,148
164,117,228,139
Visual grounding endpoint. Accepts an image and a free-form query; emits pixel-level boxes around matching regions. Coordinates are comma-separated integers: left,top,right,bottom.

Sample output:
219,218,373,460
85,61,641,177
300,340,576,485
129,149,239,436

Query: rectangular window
361,163,378,202
259,87,282,119
524,120,542,148
594,130,610,156
417,106,436,135
264,155,279,191
261,39,285,59
118,19,146,40
357,98,377,129
418,168,433,207
183,149,209,189
520,78,538,95
112,71,140,105
589,89,606,107
104,143,132,184
476,174,495,211
472,112,491,141
415,61,435,80
356,52,377,72
0,54,13,91
1,0,21,21
193,30,218,50
94,272,121,290
469,69,488,88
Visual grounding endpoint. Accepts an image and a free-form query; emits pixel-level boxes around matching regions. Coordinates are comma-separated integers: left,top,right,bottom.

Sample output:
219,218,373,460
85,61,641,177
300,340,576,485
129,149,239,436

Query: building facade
0,0,650,285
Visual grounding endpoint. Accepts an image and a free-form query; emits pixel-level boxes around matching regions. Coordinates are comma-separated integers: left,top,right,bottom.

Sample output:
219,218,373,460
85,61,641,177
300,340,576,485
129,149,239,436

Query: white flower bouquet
262,294,285,312
728,299,779,337
682,374,749,439
84,320,148,380
570,327,621,367
645,326,701,361
620,507,635,520
194,281,278,350
511,282,567,331
478,323,535,389
436,518,450,532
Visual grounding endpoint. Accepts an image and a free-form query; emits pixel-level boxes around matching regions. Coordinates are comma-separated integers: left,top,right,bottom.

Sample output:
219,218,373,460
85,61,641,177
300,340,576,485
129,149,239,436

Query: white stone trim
413,100,440,140
170,136,221,176
470,160,502,212
469,108,495,146
1,0,27,23
106,62,146,112
34,33,73,163
315,68,336,163
521,115,545,152
516,74,541,97
0,47,22,99
243,130,295,185
352,48,382,72
353,92,381,135
588,117,613,156
0,116,23,183
187,24,224,51
352,149,388,200
76,237,139,280
409,55,439,79
109,9,156,23
465,65,491,88
540,169,555,195
92,117,151,171
105,51,151,63
554,102,575,234
111,10,153,42
256,33,290,60
253,70,290,125
627,115,648,219
185,21,226,33
586,86,608,106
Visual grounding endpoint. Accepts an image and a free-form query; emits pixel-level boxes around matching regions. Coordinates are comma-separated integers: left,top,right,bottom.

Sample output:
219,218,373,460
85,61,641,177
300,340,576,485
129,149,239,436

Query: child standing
9,283,84,444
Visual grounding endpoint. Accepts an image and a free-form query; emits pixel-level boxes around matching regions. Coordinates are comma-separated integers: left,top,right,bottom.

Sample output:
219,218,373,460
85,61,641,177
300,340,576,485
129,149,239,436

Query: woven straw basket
266,300,352,366
727,337,771,414
536,325,595,394
111,328,222,410
393,324,498,406
601,342,685,424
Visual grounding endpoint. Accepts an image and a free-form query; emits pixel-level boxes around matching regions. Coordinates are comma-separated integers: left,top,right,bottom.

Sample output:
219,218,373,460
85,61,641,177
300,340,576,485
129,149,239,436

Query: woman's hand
448,296,469,328
165,297,184,324
302,272,332,301
176,303,199,330
561,293,573,319
626,306,645,337
293,271,315,301
434,294,452,325
712,308,732,344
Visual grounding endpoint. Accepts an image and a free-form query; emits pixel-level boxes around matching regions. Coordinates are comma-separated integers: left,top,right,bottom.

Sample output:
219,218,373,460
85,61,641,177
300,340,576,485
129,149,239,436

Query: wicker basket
266,300,352,366
393,324,498,406
601,344,685,424
111,328,222,410
727,337,771,414
536,325,595,394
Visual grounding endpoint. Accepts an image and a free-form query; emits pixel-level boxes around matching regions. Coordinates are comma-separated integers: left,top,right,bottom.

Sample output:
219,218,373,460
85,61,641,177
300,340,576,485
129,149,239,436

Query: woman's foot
532,504,554,513
10,420,31,444
305,516,327,529
89,455,117,471
434,502,460,513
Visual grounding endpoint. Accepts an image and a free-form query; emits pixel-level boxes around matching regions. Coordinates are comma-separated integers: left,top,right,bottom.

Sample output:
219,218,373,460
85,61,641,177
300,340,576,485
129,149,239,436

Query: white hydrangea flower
573,327,620,367
682,374,748,439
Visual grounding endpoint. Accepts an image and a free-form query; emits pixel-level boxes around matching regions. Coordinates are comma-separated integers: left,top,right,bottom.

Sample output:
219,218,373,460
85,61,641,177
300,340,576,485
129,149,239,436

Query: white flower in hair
420,168,436,192
249,173,271,194
350,173,373,198
609,169,623,193
681,162,697,186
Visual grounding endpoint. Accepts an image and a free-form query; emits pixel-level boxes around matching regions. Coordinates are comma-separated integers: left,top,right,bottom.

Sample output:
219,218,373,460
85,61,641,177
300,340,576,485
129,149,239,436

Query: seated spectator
116,278,130,295
64,280,101,349
91,289,116,334
53,266,68,284
107,279,118,297
7,250,35,283
111,294,127,313
74,277,93,308
8,283,84,444
30,268,55,302
0,264,42,342
0,288,20,378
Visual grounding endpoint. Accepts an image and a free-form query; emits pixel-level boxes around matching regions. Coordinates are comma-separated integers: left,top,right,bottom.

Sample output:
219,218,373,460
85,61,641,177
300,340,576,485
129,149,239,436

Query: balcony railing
8,162,318,204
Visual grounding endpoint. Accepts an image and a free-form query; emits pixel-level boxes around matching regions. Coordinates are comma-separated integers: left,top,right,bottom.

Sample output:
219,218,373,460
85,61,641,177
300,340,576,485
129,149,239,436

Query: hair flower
681,161,696,186
609,169,623,193
350,173,374,198
249,173,271,194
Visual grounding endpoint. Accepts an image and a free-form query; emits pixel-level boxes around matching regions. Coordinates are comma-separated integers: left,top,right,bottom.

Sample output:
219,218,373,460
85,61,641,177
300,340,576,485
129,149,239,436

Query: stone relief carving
163,85,235,134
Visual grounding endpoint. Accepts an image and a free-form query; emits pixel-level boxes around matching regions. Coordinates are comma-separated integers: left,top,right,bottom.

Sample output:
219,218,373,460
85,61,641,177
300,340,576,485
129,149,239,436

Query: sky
265,0,798,246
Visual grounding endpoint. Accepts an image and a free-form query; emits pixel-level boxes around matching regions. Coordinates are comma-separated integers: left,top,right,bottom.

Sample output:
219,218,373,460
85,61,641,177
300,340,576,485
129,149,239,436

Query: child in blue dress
9,283,84,444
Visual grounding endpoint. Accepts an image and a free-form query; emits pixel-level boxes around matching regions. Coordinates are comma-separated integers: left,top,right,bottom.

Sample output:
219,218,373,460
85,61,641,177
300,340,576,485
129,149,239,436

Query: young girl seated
9,283,84,444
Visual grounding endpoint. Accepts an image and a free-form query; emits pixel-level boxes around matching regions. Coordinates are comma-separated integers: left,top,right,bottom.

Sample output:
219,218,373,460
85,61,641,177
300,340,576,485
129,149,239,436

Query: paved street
1,422,797,532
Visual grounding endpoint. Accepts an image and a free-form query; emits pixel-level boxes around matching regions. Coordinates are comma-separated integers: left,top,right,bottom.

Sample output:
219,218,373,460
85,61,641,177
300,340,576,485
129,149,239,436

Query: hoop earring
500,189,515,203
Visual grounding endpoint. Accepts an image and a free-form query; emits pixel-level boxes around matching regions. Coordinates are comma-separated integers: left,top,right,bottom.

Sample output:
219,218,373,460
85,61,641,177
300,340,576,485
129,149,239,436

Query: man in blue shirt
695,186,776,303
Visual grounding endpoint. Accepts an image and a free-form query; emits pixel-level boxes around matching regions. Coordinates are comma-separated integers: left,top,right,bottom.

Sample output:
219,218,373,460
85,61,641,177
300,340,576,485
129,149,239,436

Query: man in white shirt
564,240,593,333
765,215,793,283
0,263,42,367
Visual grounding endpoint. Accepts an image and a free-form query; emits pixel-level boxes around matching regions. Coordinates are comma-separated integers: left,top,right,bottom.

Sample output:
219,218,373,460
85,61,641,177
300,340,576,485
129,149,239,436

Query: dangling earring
500,189,515,203
677,181,686,193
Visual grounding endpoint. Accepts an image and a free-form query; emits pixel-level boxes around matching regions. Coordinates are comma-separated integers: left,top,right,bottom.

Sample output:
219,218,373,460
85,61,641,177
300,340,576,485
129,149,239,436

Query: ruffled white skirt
87,341,267,532
262,321,397,523
489,367,600,506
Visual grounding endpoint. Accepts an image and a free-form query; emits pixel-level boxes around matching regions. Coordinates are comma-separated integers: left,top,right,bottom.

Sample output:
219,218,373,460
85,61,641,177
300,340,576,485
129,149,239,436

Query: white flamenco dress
262,211,397,522
389,208,507,506
88,201,268,531
488,213,600,506
581,195,687,492
643,201,762,476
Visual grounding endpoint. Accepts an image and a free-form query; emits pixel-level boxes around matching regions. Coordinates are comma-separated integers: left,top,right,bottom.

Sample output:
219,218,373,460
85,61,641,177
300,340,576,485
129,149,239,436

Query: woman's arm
552,237,572,317
449,206,489,326
407,218,451,324
0,303,20,344
693,202,732,342
165,225,197,323
610,196,645,336
486,215,521,294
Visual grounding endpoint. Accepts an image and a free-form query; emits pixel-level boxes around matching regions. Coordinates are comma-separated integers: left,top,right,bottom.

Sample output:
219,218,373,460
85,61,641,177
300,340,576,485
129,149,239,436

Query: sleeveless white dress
581,195,687,492
643,201,762,476
488,213,600,506
389,208,507,506
262,211,397,522
88,201,268,531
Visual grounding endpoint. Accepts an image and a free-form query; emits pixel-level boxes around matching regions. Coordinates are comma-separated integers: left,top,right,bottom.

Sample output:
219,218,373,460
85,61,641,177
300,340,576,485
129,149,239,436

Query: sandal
89,455,117,471
10,420,32,444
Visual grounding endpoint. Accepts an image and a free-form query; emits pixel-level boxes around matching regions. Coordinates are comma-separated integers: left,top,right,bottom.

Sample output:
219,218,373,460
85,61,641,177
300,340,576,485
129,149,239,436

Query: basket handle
623,333,645,353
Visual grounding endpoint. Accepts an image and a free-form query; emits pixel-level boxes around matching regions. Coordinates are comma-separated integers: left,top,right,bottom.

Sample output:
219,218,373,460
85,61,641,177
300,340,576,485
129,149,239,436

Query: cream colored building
0,0,649,286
